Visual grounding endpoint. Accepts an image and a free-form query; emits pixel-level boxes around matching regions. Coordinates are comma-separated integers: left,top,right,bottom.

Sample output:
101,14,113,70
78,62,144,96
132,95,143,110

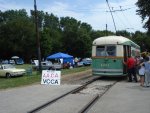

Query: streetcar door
123,45,130,74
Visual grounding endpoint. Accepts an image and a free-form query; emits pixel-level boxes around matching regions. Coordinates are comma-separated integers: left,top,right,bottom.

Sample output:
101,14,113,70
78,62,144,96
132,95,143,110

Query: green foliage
40,28,52,57
116,30,131,38
90,30,114,41
0,9,35,61
41,13,62,55
132,31,150,52
136,0,150,33
44,13,60,30
0,9,149,62
60,17,92,57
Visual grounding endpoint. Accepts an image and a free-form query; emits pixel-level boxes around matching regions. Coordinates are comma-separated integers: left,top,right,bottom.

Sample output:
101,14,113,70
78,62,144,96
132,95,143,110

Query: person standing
74,57,78,67
138,64,145,86
142,57,150,87
124,56,137,82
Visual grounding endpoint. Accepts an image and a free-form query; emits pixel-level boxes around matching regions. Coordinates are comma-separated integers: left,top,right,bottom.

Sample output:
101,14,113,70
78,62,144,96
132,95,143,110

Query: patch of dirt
62,69,92,84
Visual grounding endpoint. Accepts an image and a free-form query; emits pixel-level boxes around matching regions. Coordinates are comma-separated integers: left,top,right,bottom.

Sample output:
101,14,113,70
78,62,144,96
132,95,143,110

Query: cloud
80,0,145,32
43,2,84,19
0,0,146,32
42,0,145,32
0,0,32,13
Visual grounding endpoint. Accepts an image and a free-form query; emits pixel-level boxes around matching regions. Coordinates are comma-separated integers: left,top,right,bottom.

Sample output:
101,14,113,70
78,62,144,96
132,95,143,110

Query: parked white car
0,64,26,78
32,61,53,70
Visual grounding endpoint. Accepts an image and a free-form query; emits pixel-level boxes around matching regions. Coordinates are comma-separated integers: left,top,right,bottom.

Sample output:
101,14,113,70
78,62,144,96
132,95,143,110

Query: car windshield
3,65,15,69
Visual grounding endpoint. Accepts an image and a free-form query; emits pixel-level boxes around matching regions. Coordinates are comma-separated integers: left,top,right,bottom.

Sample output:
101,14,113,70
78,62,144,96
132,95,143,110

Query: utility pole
106,24,108,36
34,0,41,71
106,0,117,34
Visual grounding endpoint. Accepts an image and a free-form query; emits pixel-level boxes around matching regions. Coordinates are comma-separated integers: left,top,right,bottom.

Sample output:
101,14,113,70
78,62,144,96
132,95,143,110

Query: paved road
88,81,150,113
0,81,150,113
0,84,80,113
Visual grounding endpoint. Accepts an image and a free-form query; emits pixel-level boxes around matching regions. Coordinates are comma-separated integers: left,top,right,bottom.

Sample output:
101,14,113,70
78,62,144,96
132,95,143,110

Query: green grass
15,64,32,69
0,64,91,90
61,66,91,75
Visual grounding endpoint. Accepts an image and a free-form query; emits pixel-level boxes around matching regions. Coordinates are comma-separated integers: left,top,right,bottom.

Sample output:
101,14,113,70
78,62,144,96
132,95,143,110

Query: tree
30,10,45,30
76,23,92,57
90,30,114,41
133,31,150,52
0,9,35,61
4,9,150,61
60,17,92,57
40,28,52,58
116,30,131,38
43,13,62,54
76,27,92,57
136,0,150,33
60,17,80,55
44,13,60,30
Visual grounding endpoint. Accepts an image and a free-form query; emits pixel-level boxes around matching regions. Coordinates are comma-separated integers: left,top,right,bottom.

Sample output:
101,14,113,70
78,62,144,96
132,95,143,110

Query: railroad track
28,76,119,113
78,81,117,113
28,76,100,113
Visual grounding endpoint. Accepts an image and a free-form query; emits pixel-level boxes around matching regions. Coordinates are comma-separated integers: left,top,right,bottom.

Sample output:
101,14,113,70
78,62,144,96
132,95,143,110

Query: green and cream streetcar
92,36,140,76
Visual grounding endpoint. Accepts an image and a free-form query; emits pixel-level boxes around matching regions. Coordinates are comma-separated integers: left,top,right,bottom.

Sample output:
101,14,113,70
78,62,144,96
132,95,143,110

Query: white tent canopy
11,56,19,59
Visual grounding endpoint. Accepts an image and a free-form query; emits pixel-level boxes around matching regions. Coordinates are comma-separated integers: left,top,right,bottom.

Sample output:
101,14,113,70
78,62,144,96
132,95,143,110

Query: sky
0,0,147,33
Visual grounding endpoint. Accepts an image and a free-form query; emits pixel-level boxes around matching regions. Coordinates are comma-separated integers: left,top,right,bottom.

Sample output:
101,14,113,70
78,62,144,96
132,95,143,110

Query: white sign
41,70,61,85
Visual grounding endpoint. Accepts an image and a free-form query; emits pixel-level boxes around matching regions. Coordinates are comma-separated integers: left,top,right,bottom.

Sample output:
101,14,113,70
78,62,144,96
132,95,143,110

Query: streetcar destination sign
41,70,61,85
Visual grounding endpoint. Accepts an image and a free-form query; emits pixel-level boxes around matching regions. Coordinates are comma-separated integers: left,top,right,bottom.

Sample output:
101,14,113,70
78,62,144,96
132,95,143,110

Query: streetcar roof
93,36,140,49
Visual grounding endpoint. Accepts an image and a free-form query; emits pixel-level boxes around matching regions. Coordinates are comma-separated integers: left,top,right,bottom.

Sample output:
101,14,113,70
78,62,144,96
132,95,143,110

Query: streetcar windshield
106,46,116,56
96,45,116,56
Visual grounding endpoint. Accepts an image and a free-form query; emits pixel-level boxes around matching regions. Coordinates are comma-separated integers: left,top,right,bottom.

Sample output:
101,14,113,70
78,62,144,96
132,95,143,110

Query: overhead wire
119,6,134,30
112,7,128,30
114,0,135,31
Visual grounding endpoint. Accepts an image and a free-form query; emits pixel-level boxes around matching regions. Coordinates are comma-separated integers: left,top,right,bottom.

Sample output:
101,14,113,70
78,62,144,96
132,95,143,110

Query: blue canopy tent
46,52,74,65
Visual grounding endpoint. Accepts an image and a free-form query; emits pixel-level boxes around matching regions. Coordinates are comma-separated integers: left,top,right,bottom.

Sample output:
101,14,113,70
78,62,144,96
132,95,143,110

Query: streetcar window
106,46,116,56
96,46,108,56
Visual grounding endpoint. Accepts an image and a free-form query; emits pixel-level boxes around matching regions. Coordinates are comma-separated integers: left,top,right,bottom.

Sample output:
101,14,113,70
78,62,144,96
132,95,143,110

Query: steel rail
78,94,100,113
78,81,118,113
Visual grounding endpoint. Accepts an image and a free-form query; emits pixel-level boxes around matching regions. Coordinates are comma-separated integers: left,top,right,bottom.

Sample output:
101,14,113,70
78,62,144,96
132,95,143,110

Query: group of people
124,53,150,87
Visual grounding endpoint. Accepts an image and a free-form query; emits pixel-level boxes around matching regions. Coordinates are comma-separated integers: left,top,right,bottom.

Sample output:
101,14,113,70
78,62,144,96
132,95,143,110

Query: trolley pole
34,0,41,71
106,0,117,34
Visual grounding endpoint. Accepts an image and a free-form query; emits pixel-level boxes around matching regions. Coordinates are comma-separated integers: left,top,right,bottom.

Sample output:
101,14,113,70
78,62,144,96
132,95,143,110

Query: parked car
15,58,24,65
82,58,92,66
0,64,26,78
9,60,15,64
10,56,24,65
77,61,84,67
51,63,62,70
32,61,53,70
1,60,9,64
